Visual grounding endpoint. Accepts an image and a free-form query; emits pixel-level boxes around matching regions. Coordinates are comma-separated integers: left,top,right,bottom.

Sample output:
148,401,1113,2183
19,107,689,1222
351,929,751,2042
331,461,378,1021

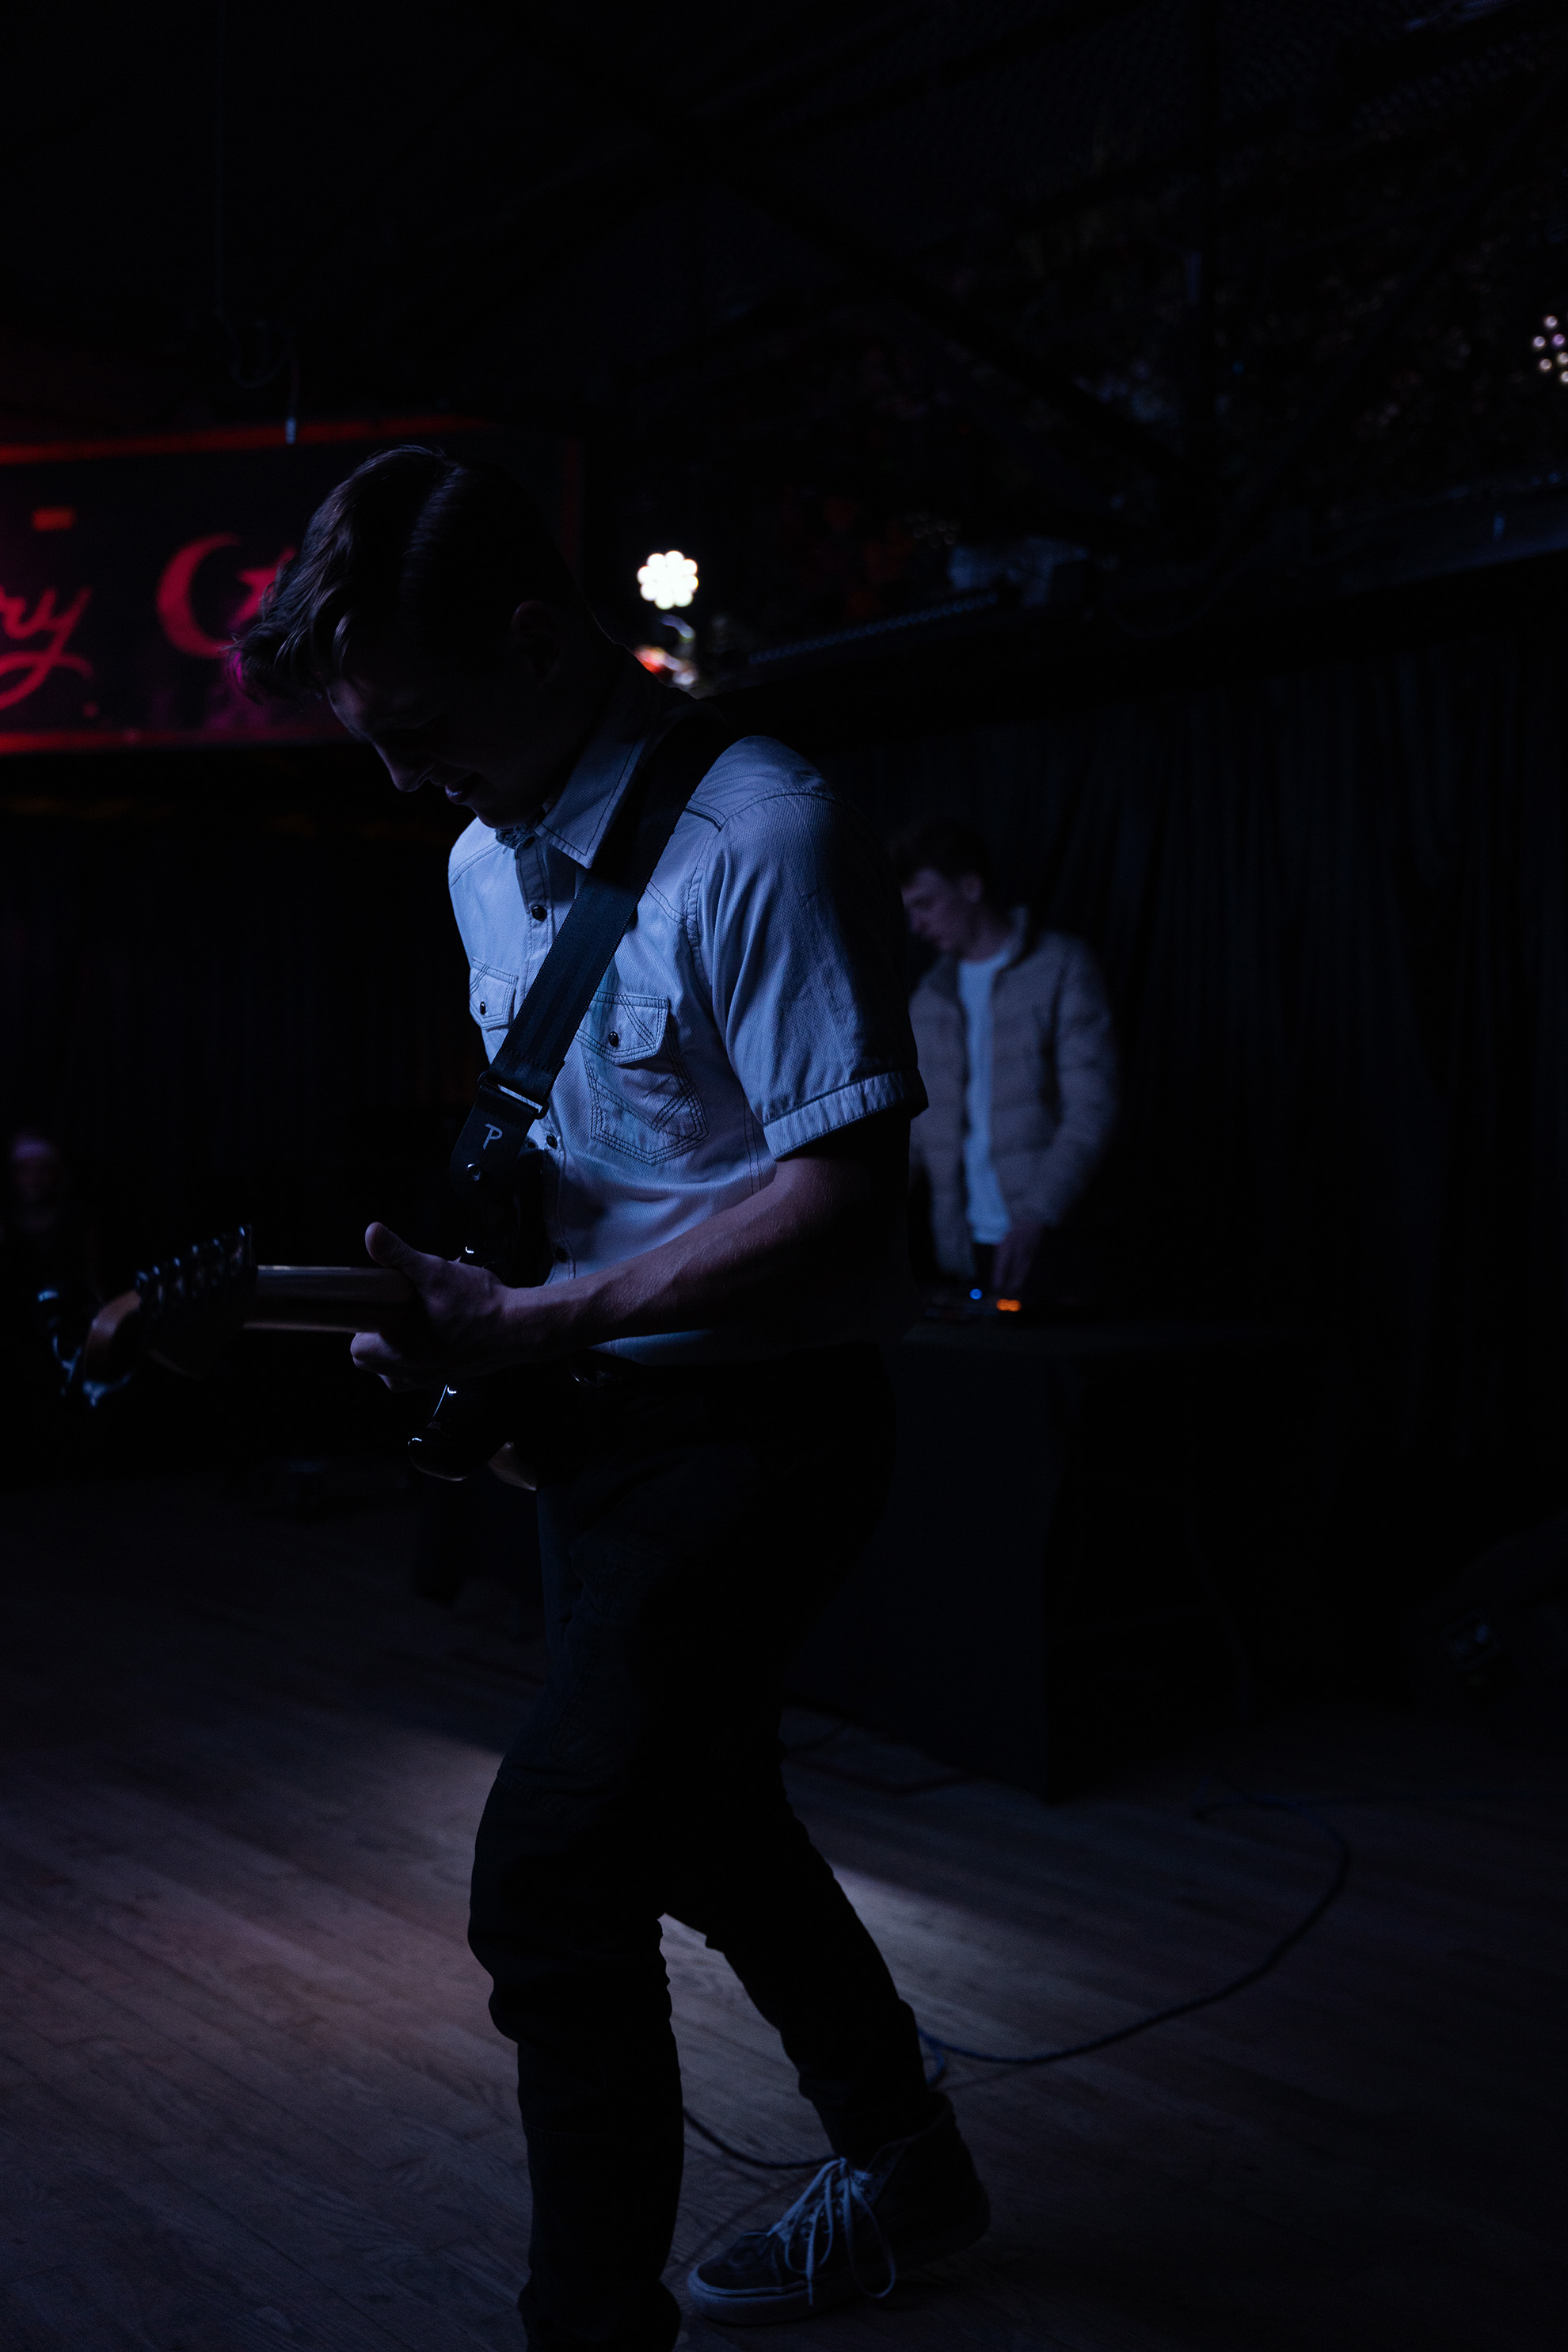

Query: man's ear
508,599,566,682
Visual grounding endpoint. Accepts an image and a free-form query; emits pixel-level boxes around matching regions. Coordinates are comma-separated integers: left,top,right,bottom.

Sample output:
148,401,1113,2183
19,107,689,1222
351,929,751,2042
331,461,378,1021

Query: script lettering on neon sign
0,584,93,710
155,534,295,659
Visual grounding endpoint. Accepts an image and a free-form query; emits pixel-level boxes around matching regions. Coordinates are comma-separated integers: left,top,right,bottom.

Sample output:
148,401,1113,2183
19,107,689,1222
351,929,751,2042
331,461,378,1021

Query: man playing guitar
236,447,988,2352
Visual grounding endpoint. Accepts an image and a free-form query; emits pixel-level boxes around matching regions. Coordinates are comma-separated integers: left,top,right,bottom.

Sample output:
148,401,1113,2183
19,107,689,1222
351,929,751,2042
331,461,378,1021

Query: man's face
327,603,592,831
900,866,987,957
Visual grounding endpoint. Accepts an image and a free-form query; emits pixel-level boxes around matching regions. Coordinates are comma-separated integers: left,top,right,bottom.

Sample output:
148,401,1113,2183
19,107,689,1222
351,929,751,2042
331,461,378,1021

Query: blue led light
969,1288,984,1300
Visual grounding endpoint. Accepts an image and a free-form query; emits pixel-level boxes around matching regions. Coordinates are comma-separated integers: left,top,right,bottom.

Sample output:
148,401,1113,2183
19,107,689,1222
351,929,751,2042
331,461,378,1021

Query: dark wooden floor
0,1473,1563,2352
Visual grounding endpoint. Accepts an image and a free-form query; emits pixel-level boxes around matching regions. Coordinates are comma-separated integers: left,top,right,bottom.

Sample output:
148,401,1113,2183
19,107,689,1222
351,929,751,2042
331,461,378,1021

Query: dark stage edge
0,1473,1563,2351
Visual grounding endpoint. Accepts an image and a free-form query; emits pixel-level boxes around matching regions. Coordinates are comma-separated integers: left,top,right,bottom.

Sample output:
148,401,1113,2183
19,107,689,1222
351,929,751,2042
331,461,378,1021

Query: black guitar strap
451,701,735,1195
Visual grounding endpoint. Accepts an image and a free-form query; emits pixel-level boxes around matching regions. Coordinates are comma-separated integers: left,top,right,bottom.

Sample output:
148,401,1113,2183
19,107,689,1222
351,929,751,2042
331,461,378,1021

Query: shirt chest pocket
582,992,707,1163
470,965,520,1061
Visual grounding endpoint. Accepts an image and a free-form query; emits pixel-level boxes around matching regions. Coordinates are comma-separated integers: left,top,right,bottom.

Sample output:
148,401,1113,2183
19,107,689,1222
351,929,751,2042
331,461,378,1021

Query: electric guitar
44,1225,539,1485
62,1225,414,1388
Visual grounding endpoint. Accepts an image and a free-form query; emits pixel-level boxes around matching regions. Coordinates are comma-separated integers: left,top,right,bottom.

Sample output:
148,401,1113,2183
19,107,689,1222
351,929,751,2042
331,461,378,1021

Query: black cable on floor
680,2105,821,2171
916,1777,1348,2083
679,1775,1562,2171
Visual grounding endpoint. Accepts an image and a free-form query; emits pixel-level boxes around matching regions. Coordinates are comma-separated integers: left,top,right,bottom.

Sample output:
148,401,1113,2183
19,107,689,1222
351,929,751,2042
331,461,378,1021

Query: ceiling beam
261,29,531,321
779,0,1159,156
566,291,1121,540
440,6,1196,493
261,3,896,363
680,0,908,120
1208,32,1568,573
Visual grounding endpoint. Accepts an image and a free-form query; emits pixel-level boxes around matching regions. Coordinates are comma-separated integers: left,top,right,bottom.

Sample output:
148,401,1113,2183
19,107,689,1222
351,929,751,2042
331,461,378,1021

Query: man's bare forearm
541,1157,889,1350
351,1116,908,1383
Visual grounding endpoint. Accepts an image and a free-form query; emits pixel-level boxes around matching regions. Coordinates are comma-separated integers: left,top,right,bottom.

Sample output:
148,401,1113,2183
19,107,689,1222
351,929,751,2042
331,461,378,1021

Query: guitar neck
246,1265,416,1331
81,1253,417,1386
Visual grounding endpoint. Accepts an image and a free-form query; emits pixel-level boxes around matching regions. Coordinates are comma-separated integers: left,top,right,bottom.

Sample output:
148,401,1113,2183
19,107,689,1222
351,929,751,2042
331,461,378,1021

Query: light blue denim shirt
447,656,925,1362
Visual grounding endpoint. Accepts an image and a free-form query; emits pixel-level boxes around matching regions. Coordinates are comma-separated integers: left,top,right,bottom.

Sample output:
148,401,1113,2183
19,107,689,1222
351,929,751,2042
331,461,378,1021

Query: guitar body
409,1144,557,1482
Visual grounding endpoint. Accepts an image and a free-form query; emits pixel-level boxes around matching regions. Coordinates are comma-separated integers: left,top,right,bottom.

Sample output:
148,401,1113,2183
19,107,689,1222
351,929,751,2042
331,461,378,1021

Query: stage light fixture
637,550,698,609
1531,314,1568,387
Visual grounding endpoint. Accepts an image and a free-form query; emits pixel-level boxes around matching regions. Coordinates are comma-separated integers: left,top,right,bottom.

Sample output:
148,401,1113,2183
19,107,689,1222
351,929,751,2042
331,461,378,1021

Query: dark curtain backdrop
1,755,477,1281
5,626,1567,1573
825,623,1568,1570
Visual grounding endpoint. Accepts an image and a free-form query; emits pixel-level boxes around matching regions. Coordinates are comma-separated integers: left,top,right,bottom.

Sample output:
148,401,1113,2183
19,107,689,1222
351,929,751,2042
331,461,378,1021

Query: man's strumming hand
348,1222,562,1388
349,1111,911,1383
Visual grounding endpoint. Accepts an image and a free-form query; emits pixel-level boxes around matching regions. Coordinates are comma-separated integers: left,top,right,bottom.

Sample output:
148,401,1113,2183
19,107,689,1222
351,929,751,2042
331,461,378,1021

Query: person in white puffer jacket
894,819,1119,1300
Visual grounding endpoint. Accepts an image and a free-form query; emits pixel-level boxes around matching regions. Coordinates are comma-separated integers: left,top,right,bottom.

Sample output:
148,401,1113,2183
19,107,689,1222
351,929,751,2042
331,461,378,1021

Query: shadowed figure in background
1,1130,96,1296
0,1130,104,1456
893,821,1118,1310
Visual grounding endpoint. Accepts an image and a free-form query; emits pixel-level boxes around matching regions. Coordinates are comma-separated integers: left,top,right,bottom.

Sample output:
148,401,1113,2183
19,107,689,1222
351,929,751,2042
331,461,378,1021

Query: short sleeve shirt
447,656,926,1362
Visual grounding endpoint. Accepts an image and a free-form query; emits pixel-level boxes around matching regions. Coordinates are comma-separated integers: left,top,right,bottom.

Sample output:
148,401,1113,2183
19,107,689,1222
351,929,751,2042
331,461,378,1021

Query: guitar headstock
82,1224,257,1383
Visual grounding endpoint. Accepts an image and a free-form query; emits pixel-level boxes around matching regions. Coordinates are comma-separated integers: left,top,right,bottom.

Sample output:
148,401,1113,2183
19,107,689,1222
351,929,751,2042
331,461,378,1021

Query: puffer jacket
909,911,1119,1277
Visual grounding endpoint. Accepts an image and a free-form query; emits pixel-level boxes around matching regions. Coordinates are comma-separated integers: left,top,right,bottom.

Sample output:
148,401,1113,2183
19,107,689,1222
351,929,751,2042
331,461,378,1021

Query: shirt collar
510,654,670,871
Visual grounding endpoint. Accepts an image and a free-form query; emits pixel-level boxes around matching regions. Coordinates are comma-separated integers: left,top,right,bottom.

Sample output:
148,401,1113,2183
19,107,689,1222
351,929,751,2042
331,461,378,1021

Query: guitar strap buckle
456,1071,546,1186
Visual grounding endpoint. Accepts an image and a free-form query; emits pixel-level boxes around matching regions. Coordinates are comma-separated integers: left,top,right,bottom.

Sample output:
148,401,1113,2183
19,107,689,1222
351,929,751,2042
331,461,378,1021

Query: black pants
467,1343,938,2351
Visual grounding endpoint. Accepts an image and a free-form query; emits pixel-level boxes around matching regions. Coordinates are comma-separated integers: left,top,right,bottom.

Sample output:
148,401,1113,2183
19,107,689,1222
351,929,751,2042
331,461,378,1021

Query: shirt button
545,1132,558,1148
553,1245,568,1262
607,1030,620,1049
478,1001,486,1014
530,903,547,921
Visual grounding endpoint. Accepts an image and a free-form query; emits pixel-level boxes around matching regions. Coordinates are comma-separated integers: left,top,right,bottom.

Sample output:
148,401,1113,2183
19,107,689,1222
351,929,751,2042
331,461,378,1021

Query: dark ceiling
10,0,1568,658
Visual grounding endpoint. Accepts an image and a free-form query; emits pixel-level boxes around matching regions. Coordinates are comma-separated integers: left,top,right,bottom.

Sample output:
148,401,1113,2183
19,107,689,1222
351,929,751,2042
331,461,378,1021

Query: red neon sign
0,582,93,711
154,535,294,661
0,416,577,753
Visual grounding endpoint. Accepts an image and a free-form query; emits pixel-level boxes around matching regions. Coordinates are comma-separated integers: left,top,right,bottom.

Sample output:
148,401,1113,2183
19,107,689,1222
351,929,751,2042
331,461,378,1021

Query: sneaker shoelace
769,2156,898,2305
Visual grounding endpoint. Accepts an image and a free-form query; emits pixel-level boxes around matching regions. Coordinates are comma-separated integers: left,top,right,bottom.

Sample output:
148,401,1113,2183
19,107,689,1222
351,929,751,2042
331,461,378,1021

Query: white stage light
1532,313,1568,381
637,550,698,609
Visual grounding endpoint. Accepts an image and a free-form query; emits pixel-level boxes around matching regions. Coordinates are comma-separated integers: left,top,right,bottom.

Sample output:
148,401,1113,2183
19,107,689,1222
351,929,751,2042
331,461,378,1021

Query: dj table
784,1316,1328,1796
